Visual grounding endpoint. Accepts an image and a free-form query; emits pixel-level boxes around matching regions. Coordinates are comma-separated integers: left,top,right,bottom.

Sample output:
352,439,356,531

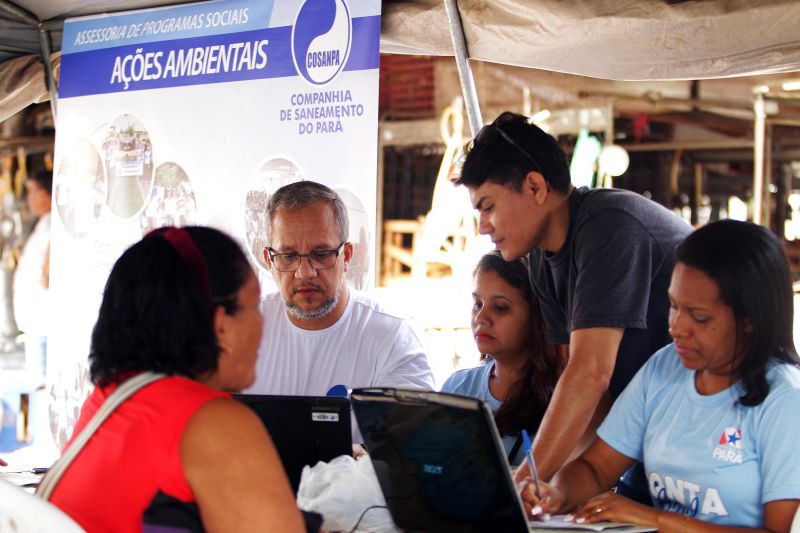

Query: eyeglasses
266,241,346,272
472,118,543,174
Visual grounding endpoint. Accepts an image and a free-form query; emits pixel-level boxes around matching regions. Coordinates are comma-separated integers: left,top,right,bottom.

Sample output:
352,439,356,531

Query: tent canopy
380,0,800,81
2,0,800,122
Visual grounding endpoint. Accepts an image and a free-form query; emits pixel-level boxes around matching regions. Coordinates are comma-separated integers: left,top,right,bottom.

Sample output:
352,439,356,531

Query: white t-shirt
247,290,435,396
13,213,50,335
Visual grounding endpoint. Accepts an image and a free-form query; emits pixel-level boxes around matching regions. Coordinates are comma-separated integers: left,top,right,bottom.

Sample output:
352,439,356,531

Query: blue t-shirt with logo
441,361,525,466
598,343,800,527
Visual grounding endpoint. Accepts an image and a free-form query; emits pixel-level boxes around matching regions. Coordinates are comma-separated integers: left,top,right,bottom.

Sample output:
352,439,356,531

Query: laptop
351,388,655,533
351,387,529,533
233,394,352,492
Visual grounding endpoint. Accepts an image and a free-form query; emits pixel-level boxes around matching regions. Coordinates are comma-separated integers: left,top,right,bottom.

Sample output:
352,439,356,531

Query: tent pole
0,0,38,27
443,0,482,137
764,123,772,228
42,19,64,32
753,92,766,225
38,25,58,121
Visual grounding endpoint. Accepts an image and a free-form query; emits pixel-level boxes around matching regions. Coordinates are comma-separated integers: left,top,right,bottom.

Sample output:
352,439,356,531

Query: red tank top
50,376,228,533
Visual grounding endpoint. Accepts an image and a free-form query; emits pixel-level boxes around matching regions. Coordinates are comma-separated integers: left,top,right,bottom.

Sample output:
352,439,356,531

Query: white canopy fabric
380,0,800,81
2,0,800,122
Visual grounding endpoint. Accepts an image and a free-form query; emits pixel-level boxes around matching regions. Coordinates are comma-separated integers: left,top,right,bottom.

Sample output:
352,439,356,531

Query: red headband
147,227,211,302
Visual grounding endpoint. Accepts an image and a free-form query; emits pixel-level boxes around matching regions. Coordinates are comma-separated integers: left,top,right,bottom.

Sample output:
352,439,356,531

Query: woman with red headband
46,226,305,532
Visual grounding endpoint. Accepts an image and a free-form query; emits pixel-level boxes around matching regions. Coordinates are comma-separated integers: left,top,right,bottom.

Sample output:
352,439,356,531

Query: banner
48,0,381,445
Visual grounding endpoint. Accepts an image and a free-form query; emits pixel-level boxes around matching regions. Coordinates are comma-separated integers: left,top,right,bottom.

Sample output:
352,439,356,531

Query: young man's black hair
457,111,570,194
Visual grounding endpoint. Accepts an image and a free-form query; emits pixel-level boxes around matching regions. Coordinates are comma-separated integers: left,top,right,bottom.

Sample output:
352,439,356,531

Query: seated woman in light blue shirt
524,220,800,532
441,251,563,465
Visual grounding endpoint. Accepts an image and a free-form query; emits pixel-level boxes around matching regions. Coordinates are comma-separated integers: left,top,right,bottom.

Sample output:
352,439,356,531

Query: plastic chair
792,505,800,533
0,478,85,532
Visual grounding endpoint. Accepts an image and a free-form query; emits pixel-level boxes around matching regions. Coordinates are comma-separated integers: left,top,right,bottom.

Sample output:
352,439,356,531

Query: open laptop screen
351,388,530,533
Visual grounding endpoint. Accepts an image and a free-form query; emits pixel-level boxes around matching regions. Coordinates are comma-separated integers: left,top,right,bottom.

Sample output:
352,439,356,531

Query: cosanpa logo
291,0,352,86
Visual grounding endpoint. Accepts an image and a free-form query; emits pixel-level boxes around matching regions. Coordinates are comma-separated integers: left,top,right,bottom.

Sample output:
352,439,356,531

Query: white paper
529,514,656,532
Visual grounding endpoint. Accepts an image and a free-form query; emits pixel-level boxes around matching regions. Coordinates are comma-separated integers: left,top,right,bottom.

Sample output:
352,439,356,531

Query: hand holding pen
518,429,564,519
521,430,542,499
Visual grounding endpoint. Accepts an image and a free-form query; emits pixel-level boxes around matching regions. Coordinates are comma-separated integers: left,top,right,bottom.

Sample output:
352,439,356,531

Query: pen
521,429,542,500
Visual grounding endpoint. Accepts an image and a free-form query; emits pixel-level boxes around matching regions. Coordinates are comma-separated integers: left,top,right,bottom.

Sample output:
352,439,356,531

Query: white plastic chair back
0,479,85,533
791,505,800,533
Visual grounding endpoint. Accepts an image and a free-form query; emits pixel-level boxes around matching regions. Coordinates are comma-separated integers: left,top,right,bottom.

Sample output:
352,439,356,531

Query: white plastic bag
296,454,400,533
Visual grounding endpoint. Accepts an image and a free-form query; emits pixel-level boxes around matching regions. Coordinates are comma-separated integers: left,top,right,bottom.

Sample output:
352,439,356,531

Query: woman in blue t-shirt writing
524,219,800,531
441,251,565,465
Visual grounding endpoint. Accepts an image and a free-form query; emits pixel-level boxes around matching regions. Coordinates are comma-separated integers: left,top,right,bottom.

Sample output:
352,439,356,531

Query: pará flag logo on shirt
719,427,743,449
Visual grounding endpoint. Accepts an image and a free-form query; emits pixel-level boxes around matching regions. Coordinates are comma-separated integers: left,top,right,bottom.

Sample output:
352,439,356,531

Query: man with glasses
457,112,691,502
245,181,434,417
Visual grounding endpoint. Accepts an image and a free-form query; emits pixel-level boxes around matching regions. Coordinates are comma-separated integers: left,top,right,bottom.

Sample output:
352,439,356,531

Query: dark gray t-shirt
528,187,692,398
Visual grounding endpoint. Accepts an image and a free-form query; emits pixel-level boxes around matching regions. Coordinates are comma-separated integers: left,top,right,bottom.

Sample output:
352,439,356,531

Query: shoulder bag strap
36,371,167,500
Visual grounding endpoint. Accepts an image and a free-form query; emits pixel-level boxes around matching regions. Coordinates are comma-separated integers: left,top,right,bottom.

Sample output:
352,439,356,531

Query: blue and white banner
48,0,380,440
59,0,380,97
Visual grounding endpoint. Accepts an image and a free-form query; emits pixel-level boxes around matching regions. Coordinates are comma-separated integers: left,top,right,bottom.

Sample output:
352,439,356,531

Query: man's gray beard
285,291,340,321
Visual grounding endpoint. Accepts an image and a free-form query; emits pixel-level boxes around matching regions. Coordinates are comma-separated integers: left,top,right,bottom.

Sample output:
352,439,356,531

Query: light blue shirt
441,361,525,466
599,343,800,527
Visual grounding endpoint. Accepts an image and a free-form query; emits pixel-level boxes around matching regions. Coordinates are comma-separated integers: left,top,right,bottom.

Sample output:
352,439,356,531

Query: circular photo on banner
335,187,372,291
102,114,154,219
139,162,197,235
54,139,106,239
244,157,305,271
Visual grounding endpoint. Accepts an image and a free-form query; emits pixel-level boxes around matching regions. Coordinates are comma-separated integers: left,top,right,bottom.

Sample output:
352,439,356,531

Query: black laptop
351,388,530,533
234,394,352,492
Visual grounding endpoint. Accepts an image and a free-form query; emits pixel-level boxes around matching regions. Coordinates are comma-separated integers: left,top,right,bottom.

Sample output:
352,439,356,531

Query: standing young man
457,112,691,496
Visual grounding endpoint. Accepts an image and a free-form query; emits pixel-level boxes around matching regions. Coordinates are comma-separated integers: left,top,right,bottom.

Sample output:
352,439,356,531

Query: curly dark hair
456,111,571,194
89,226,252,386
675,219,800,406
475,251,564,436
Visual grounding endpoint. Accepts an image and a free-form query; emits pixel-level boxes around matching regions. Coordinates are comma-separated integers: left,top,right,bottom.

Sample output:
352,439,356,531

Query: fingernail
564,514,574,523
542,513,551,521
531,505,542,515
576,518,586,524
